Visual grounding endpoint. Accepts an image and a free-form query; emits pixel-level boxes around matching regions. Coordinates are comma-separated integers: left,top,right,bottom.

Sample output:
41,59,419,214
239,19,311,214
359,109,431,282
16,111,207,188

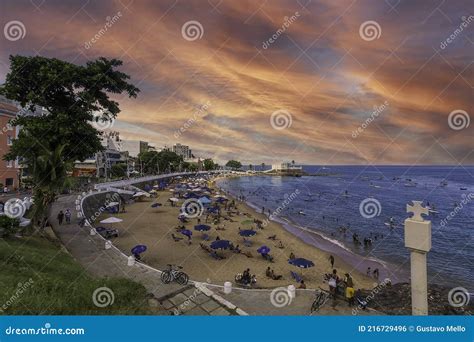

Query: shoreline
105,176,380,291
215,176,409,285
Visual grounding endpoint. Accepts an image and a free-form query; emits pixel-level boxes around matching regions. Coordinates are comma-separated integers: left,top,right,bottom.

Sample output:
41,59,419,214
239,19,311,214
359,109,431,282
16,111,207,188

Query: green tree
225,160,242,170
0,55,139,230
111,163,127,178
203,158,216,171
138,150,183,174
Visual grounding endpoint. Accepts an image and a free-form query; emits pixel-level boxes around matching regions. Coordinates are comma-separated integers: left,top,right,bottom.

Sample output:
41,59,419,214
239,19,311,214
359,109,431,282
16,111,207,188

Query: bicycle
161,264,189,285
310,288,330,313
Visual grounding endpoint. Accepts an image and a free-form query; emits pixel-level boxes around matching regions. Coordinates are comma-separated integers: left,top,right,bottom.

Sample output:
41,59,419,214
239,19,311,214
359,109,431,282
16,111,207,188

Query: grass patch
0,236,153,315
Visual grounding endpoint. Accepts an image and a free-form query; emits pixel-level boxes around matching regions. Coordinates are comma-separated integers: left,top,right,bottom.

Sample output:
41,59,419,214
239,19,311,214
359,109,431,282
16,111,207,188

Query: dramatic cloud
1,0,472,164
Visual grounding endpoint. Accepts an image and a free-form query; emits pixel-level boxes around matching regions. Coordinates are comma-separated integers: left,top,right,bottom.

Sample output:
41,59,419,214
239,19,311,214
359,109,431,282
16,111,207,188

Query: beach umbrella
180,229,193,238
131,245,147,255
151,203,162,208
133,191,149,198
100,217,123,224
194,224,211,232
257,245,271,255
169,197,179,202
239,229,256,237
289,258,314,269
210,240,231,250
241,219,254,225
199,196,212,205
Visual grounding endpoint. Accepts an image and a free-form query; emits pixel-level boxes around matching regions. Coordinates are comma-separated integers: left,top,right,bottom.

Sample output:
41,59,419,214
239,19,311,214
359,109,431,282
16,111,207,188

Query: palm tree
31,144,69,230
261,162,265,171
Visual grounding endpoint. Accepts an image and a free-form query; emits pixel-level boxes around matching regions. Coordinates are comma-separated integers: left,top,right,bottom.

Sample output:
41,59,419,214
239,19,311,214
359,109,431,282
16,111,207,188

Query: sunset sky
1,0,472,165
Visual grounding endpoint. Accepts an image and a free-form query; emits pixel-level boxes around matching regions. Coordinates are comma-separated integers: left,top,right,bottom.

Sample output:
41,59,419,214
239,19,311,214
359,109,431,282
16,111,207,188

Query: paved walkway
50,193,379,316
50,194,239,315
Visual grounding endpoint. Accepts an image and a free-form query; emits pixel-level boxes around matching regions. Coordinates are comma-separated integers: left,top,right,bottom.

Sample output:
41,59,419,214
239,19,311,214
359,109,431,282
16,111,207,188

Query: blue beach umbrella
199,196,212,205
180,229,193,238
194,224,211,232
257,245,271,255
131,245,147,255
210,240,231,250
239,229,257,237
151,203,162,208
288,258,314,269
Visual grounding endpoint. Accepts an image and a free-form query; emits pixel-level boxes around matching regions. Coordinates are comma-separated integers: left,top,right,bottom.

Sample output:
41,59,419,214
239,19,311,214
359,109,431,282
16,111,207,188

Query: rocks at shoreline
360,282,473,315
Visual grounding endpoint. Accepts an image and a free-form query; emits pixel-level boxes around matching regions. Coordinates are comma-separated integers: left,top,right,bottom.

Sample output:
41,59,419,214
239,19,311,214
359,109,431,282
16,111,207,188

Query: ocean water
217,166,474,290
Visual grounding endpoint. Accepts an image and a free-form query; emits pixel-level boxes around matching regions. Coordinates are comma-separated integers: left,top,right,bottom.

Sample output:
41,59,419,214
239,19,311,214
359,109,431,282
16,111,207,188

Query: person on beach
65,209,72,224
57,210,64,225
289,252,295,260
329,255,335,268
373,268,379,279
298,280,306,289
344,273,355,306
366,267,371,276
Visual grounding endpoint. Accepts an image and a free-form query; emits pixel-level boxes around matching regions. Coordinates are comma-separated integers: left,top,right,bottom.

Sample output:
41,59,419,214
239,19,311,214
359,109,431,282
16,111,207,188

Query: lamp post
404,200,431,315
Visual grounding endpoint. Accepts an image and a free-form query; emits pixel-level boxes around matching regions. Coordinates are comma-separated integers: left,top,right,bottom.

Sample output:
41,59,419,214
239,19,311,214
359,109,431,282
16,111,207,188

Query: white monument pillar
404,201,431,315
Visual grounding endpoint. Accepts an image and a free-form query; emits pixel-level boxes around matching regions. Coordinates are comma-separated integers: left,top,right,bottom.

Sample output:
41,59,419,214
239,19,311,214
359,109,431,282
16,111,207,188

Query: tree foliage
226,160,242,169
0,55,139,229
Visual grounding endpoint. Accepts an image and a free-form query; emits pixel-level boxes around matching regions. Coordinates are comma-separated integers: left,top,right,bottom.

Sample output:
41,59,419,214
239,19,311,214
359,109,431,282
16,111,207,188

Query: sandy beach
100,177,379,290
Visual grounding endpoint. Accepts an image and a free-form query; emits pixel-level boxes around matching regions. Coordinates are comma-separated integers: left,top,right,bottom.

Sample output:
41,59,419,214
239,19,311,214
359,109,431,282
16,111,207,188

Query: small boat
460,187,468,190
440,181,448,187
404,183,416,187
298,211,306,215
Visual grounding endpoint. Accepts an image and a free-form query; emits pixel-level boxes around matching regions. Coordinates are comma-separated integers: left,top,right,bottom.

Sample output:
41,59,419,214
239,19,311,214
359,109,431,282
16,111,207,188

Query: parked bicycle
161,264,189,285
311,288,330,313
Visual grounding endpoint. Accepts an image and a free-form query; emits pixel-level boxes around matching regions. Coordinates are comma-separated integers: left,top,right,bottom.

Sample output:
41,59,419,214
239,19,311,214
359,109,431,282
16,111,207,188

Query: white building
172,143,193,160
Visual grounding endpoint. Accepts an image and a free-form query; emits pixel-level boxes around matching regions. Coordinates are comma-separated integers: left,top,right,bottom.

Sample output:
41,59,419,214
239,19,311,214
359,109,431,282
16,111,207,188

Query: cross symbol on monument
406,201,429,222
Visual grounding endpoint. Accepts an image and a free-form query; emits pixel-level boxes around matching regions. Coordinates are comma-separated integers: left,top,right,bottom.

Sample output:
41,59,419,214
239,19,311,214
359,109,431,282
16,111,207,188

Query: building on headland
0,99,20,189
270,162,303,176
172,143,193,160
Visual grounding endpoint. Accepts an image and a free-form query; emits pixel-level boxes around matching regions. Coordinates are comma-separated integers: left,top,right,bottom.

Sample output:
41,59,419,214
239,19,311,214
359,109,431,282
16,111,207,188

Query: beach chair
291,271,302,283
95,227,119,238
172,234,183,242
